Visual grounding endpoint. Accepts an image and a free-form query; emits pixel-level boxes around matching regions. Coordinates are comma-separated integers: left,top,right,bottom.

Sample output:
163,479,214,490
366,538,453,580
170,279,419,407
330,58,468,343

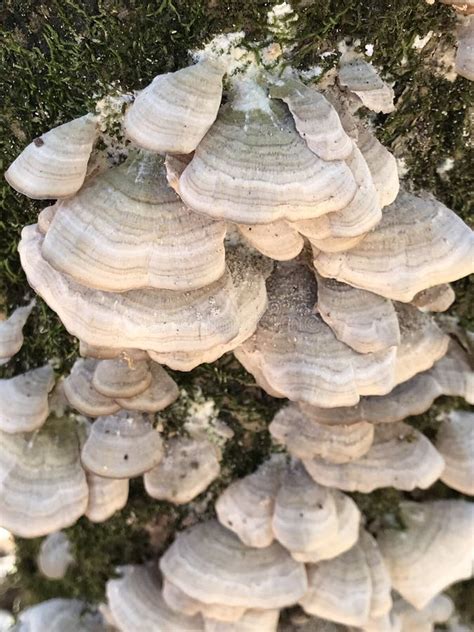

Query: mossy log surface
0,0,472,621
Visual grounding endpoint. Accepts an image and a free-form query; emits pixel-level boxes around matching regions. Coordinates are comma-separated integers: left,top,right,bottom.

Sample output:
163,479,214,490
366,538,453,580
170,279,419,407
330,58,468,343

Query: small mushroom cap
92,358,152,399
455,15,474,80
0,365,55,433
235,262,397,408
0,417,88,538
436,410,474,495
270,404,374,463
115,363,179,413
159,520,308,610
393,593,454,632
203,608,279,632
179,89,357,224
291,144,382,253
162,579,247,622
85,473,129,522
81,412,164,478
411,284,455,312
42,152,227,292
14,598,106,631
237,221,304,261
215,456,285,548
269,79,353,161
378,500,474,609
19,225,268,356
356,127,399,208
5,114,97,199
0,300,35,364
124,59,225,154
316,274,400,354
339,55,395,114
63,359,121,417
106,564,205,632
313,191,474,302
37,531,73,580
299,530,391,626
144,436,220,504
303,422,444,492
393,302,449,385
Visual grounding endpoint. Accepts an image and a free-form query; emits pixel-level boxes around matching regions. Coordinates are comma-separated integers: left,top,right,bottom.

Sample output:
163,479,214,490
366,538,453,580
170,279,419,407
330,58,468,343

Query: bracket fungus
312,191,474,302
81,412,164,478
37,531,74,580
237,221,304,262
377,500,474,609
234,262,397,408
63,358,121,417
85,473,129,523
144,436,221,504
355,126,399,209
436,410,474,495
393,593,454,632
0,418,88,537
0,300,35,365
5,114,97,199
338,54,395,114
216,458,360,563
0,365,55,433
411,283,455,312
302,422,445,493
124,59,225,154
299,530,392,626
41,152,227,292
455,15,474,80
269,404,374,463
13,598,106,632
92,358,153,399
115,362,179,413
159,520,308,621
106,564,205,632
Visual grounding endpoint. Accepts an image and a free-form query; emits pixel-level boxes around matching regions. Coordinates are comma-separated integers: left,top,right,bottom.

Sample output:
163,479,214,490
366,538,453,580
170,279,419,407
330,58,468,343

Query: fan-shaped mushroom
393,593,454,632
115,363,178,413
81,412,164,478
63,358,121,417
339,54,395,113
41,152,227,292
92,358,152,399
303,422,444,492
85,473,129,522
436,410,474,495
5,115,97,199
411,284,455,312
37,531,73,580
455,15,474,80
313,191,474,301
377,500,474,609
124,59,225,154
237,221,304,261
0,365,55,433
0,300,35,365
14,598,106,631
355,127,399,208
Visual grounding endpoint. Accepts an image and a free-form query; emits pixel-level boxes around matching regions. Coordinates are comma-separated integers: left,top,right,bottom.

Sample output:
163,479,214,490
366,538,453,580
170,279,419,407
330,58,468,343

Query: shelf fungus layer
5,114,97,199
234,262,397,408
436,410,474,495
63,358,121,417
312,191,474,302
0,300,35,365
19,225,268,359
42,152,227,292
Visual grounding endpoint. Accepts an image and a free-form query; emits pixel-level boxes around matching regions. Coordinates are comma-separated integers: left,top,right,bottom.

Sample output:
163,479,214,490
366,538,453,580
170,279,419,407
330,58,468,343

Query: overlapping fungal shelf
2,24,473,632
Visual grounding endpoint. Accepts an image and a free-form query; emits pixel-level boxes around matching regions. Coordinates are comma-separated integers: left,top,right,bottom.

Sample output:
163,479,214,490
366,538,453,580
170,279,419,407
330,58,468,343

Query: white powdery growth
413,31,434,49
267,2,299,40
183,388,233,446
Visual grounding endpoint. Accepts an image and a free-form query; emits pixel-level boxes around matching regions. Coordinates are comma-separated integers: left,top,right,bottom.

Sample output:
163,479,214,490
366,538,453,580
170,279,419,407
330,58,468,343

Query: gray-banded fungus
115,363,179,413
303,422,444,492
37,203,57,234
124,59,225,154
315,275,400,354
19,225,268,360
269,404,374,463
37,531,73,580
436,410,474,495
355,127,399,208
5,114,97,199
339,54,395,113
0,300,35,365
92,358,152,399
0,365,55,433
159,520,308,620
299,530,391,626
411,284,455,312
269,79,353,161
234,262,397,408
81,412,164,478
106,564,205,631
455,15,474,80
297,340,474,426
237,221,304,261
0,418,88,537
144,436,220,504
42,152,227,292
179,82,357,224
312,191,474,302
63,359,121,417
377,500,474,609
14,598,106,631
85,474,129,522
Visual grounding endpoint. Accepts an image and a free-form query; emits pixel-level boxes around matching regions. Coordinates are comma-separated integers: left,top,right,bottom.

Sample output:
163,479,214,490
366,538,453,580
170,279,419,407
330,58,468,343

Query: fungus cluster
2,26,473,632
